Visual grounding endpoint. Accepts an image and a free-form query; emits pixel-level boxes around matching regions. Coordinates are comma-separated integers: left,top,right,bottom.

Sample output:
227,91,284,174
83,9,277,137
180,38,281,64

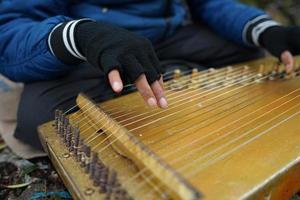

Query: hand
76,21,167,108
259,26,300,73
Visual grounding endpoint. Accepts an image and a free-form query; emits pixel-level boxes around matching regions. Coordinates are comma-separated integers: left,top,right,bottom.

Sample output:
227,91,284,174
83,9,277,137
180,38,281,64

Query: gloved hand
50,20,167,108
259,26,300,73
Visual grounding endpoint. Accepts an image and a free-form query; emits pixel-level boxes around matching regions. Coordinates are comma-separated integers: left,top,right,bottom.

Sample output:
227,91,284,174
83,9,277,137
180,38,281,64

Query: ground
0,136,71,200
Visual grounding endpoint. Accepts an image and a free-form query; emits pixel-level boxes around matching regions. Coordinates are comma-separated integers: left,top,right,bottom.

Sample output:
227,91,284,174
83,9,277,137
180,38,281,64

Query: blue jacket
0,0,265,82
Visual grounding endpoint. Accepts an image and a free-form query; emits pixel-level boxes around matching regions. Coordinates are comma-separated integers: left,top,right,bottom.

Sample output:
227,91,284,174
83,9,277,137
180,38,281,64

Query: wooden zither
39,56,300,200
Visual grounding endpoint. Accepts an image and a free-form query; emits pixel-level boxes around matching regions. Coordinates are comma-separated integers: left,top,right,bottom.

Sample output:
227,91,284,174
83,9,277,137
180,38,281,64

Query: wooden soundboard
39,56,300,200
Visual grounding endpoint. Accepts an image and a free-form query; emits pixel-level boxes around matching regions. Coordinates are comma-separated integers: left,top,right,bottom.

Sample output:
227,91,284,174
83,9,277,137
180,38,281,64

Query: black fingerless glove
48,19,163,84
244,15,300,60
259,26,300,58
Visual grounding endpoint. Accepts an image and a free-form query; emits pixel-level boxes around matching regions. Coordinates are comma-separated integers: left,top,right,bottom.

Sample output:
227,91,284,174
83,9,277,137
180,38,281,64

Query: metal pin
80,141,86,167
84,146,91,173
65,125,72,148
63,117,69,139
59,113,66,136
55,109,61,131
170,69,184,90
173,69,181,80
188,68,200,89
241,66,250,84
269,64,279,80
223,66,233,86
73,128,80,159
93,163,102,187
255,64,265,82
90,152,99,179
207,68,218,87
99,167,109,193
105,171,117,200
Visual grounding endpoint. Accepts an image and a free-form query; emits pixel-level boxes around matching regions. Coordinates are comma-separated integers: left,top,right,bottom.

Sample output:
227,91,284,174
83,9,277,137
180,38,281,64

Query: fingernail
112,82,122,92
147,97,157,107
159,97,168,108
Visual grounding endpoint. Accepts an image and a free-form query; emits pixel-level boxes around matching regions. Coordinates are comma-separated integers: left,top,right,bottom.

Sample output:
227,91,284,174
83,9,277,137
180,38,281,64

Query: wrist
48,19,93,65
244,15,280,47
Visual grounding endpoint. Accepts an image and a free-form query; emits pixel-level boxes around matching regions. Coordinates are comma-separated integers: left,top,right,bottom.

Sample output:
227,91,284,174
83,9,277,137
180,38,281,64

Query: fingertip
108,70,123,93
147,97,157,107
281,51,294,73
112,81,123,93
159,97,168,109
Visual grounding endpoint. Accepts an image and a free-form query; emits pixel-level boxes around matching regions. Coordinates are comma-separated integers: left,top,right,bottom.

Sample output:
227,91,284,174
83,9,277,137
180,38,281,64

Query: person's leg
14,63,114,150
155,24,265,67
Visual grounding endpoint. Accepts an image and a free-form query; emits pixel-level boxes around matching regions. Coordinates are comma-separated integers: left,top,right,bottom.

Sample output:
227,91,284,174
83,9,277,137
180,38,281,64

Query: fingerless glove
48,19,163,84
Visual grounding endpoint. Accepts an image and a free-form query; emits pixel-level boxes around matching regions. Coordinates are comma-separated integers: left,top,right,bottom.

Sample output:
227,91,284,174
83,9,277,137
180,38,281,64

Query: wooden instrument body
39,57,300,200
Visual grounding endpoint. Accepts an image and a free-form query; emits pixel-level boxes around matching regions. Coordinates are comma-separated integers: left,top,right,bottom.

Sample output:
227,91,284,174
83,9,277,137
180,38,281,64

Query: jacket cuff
48,19,94,65
243,15,280,47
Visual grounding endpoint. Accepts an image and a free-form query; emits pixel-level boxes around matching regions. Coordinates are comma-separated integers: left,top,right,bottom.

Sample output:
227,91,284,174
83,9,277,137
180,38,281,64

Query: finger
151,80,168,108
137,53,161,84
281,50,294,73
159,76,164,89
108,69,123,93
135,74,157,107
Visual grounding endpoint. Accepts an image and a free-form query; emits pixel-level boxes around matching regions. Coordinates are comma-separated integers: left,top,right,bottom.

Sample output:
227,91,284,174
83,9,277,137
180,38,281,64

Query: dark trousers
15,24,264,150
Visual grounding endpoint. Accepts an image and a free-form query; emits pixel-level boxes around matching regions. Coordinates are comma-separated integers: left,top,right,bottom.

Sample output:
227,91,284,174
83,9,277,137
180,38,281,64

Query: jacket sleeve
187,0,267,46
0,0,73,82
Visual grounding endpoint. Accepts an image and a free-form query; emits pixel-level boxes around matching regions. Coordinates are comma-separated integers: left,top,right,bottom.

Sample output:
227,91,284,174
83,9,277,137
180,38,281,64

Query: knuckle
138,85,151,97
153,84,163,96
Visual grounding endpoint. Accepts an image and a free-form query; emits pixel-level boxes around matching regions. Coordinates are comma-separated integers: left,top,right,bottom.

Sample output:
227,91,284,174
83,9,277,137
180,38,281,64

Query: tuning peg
191,68,198,79
241,66,250,84
207,68,219,87
84,145,91,173
188,68,200,89
105,170,118,200
170,69,185,90
63,117,69,141
65,125,72,147
173,69,181,80
58,113,66,136
99,167,109,193
73,128,80,159
54,109,62,131
255,64,265,82
80,141,87,168
223,66,233,86
269,63,279,80
90,152,99,180
93,162,103,187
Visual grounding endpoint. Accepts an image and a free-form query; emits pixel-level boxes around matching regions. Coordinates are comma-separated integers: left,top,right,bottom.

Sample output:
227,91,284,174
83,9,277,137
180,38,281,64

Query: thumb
281,51,294,74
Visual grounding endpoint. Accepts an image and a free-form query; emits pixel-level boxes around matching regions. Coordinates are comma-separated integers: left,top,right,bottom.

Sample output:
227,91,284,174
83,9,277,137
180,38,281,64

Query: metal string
131,87,300,199
69,65,244,125
73,66,249,147
90,72,257,152
66,66,242,145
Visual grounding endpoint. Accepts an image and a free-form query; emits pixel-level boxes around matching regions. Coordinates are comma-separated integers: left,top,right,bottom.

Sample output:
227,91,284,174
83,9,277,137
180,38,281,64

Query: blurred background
242,0,300,25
